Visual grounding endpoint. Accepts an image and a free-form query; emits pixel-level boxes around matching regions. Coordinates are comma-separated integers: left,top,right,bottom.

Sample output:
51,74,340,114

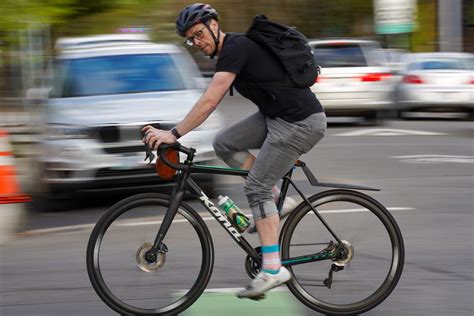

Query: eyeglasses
184,25,207,46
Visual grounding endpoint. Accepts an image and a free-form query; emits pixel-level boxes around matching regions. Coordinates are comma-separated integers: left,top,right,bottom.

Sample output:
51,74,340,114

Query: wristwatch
170,127,182,139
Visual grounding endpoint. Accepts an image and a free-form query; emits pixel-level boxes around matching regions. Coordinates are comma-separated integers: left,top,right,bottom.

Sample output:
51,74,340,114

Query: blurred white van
33,34,222,206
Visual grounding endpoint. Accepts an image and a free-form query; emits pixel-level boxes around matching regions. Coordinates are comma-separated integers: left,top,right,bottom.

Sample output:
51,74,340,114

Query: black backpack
246,15,320,88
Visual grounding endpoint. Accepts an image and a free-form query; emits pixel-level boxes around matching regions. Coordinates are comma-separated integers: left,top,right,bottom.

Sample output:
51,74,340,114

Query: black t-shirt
215,33,323,122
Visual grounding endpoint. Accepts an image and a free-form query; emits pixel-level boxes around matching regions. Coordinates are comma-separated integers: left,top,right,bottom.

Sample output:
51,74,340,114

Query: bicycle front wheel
86,193,214,315
280,189,404,315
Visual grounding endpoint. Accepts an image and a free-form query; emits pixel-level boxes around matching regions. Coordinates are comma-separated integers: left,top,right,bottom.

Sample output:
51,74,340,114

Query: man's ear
209,19,219,33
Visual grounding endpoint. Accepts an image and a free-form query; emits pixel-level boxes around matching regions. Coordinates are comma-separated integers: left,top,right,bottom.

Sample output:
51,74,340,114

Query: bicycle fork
145,172,188,263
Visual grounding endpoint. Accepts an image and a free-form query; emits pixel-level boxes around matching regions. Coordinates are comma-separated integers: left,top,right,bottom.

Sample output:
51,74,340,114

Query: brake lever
144,145,155,165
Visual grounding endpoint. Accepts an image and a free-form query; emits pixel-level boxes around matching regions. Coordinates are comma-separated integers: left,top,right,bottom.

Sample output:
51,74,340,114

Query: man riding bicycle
142,3,327,299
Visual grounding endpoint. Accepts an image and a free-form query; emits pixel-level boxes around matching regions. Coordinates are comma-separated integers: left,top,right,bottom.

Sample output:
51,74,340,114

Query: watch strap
171,127,182,139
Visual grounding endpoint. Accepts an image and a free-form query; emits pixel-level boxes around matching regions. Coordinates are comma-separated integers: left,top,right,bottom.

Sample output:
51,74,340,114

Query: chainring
244,247,262,279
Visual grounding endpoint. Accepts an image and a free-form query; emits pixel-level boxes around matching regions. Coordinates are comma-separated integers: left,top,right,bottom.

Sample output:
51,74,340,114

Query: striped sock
261,244,281,274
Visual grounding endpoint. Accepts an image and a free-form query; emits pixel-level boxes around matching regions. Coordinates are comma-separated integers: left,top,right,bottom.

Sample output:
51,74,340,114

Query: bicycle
86,142,404,315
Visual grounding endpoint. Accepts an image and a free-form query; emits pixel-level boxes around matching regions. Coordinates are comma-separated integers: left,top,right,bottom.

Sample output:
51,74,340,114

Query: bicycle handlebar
143,142,195,171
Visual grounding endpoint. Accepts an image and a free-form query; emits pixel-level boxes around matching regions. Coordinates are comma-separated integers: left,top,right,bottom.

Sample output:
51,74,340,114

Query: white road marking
333,128,446,136
21,206,413,235
118,207,414,227
401,111,468,119
20,223,95,235
319,206,414,214
391,154,474,164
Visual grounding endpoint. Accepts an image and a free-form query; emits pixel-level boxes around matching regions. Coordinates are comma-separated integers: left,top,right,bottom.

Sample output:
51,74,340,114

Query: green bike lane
183,288,304,316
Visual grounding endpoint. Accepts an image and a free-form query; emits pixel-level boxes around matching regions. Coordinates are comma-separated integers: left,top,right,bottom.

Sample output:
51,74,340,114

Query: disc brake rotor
136,242,166,273
334,240,354,267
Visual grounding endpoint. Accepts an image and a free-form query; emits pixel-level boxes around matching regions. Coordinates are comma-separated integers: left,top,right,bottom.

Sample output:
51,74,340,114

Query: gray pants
213,111,327,220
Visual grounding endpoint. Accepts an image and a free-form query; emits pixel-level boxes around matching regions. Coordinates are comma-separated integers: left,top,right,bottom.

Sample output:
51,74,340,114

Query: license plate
442,92,458,100
116,154,141,169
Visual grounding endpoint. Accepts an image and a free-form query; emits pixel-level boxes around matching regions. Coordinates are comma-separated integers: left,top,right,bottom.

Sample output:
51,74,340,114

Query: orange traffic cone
0,130,31,244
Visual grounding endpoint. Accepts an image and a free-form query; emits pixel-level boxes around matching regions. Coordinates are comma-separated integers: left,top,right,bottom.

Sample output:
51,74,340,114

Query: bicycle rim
86,193,214,315
281,190,404,315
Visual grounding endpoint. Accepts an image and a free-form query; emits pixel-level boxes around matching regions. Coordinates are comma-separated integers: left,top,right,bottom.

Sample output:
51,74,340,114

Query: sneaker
247,197,299,234
247,221,258,234
278,196,298,219
237,267,292,299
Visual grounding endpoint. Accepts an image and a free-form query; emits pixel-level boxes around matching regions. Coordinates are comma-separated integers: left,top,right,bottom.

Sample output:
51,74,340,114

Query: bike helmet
176,3,219,37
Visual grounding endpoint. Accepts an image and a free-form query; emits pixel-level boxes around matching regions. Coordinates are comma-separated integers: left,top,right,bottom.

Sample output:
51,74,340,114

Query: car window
56,53,186,97
407,58,469,71
465,57,474,70
312,44,368,67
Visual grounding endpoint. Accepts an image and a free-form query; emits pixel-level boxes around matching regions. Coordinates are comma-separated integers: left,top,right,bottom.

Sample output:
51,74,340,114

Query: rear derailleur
323,264,344,289
323,241,353,289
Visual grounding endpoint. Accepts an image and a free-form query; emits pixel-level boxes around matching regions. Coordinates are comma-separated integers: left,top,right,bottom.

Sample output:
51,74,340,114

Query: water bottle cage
232,212,250,222
231,212,250,233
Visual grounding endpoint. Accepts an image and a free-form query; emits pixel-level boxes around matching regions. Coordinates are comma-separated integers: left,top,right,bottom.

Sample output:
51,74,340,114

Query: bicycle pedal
248,294,266,301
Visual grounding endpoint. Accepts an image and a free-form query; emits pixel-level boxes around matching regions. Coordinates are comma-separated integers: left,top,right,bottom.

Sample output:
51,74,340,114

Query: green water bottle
217,195,250,233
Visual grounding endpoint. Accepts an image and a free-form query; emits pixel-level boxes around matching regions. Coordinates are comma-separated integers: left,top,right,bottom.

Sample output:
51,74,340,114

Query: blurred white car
309,39,394,123
394,52,474,119
34,34,222,203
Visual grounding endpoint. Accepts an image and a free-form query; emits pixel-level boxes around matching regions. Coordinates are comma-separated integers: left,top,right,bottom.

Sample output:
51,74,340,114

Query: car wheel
468,109,474,121
30,163,74,212
198,174,218,198
362,111,380,126
30,191,75,212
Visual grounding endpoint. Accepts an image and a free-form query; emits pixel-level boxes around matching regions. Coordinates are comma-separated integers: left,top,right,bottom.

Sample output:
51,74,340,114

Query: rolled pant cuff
250,200,278,220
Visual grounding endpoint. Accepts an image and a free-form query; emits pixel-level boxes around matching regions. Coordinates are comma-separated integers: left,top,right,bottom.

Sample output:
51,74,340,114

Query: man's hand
141,125,177,150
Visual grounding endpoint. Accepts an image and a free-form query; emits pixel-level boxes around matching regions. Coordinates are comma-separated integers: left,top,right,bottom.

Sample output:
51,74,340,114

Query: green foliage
0,0,160,45
410,0,437,52
0,0,445,53
464,0,474,25
0,0,76,45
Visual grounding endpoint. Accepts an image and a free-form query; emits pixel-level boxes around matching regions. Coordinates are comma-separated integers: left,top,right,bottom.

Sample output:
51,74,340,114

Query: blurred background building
0,0,472,100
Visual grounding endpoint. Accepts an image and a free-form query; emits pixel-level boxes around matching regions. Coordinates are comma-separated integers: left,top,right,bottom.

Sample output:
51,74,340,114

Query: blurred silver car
35,34,222,201
395,52,474,119
309,39,394,123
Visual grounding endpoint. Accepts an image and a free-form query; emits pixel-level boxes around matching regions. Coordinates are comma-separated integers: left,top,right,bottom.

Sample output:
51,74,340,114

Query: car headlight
44,124,90,140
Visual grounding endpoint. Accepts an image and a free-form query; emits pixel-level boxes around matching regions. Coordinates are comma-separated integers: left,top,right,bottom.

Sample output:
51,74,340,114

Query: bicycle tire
86,193,214,315
280,189,404,315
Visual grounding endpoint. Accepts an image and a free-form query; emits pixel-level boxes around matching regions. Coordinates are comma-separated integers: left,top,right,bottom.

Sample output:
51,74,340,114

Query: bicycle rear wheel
280,189,404,315
86,193,214,315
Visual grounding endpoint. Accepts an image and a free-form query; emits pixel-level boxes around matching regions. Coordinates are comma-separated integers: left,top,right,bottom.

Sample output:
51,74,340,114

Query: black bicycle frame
150,162,349,266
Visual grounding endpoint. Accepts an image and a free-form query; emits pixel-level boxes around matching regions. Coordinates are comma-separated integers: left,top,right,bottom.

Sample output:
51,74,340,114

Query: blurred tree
463,0,474,52
410,0,437,52
0,0,381,47
0,0,162,46
148,0,375,42
0,0,74,46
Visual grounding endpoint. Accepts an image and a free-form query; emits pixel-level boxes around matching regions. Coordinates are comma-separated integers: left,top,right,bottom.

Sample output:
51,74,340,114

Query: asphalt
1,95,473,315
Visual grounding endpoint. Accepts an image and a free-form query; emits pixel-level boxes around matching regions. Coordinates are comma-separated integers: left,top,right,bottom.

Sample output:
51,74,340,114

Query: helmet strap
204,22,220,59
